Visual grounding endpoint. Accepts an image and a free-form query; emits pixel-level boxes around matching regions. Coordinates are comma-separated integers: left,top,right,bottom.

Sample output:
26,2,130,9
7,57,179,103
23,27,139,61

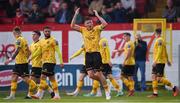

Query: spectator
121,0,137,22
88,0,104,15
79,0,89,16
162,0,177,22
6,0,20,18
48,0,63,16
133,34,147,92
112,2,127,23
66,0,80,12
20,0,32,16
73,5,83,24
12,8,24,26
103,0,115,19
27,3,45,24
55,2,72,24
100,7,112,23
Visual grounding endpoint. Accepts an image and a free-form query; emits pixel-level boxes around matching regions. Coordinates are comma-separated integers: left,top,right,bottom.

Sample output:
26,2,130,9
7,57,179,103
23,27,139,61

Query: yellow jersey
40,37,56,64
15,36,28,64
124,40,135,65
29,40,42,68
99,38,110,64
153,37,168,63
80,25,103,52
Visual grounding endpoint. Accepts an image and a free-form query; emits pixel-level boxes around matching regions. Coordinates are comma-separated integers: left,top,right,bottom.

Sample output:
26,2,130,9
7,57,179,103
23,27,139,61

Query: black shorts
102,64,112,77
31,67,42,78
42,63,56,76
80,65,87,74
152,63,165,77
85,52,102,71
13,63,29,77
121,65,135,76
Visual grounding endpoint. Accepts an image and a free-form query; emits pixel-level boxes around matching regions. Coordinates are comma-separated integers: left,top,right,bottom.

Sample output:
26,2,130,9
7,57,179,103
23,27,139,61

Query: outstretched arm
93,10,108,28
70,48,84,61
70,8,81,31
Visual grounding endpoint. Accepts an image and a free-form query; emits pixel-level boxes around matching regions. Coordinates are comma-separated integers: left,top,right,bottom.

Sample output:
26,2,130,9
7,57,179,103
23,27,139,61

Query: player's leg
157,64,179,96
26,68,41,99
107,74,123,96
127,76,135,96
4,74,18,99
83,80,102,97
67,72,86,96
49,75,60,99
147,65,158,98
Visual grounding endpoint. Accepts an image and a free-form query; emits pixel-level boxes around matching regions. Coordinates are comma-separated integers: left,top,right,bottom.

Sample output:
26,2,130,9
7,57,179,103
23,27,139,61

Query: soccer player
113,33,135,96
66,45,102,97
147,28,179,98
31,26,64,100
85,38,124,97
71,8,111,100
66,45,87,96
26,30,54,99
4,26,37,99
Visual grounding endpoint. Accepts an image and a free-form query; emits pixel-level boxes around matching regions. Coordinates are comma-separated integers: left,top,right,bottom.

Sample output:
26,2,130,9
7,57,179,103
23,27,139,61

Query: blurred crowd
0,0,180,25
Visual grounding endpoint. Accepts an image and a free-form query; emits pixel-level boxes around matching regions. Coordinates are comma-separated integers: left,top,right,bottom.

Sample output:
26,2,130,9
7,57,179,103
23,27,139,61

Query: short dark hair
84,16,92,22
33,30,41,36
13,26,21,34
43,26,51,30
123,32,131,37
155,28,161,34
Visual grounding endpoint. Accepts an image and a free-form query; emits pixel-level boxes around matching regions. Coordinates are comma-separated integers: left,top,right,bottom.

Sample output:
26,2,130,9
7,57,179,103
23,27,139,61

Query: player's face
43,28,51,38
32,33,39,42
84,20,93,30
123,35,130,42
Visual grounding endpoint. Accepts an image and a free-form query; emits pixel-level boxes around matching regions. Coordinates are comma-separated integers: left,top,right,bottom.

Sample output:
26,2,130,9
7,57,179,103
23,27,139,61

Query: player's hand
69,57,73,61
60,63,64,68
4,58,12,65
167,60,171,66
93,10,99,17
112,49,118,53
108,62,113,67
152,62,156,67
28,59,31,63
75,8,80,14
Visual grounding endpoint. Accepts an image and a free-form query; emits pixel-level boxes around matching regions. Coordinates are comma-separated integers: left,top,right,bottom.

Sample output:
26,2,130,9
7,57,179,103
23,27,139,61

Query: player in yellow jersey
84,38,123,97
4,27,37,99
66,45,102,97
25,30,54,99
71,8,111,100
147,28,179,98
31,26,64,100
113,33,135,96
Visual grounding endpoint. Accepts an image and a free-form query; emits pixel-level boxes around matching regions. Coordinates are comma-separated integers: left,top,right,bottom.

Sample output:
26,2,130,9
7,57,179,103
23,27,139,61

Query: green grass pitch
0,90,180,103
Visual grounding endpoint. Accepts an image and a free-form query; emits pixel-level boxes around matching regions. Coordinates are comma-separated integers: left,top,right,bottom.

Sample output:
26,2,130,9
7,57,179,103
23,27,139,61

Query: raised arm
70,8,81,31
93,10,108,28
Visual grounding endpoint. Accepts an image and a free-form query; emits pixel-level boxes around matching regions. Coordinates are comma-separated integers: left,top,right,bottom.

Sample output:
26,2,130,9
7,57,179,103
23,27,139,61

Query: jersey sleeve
15,39,22,48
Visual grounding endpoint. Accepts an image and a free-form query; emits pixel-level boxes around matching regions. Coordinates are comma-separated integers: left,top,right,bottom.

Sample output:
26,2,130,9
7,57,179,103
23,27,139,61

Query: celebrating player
71,8,111,100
